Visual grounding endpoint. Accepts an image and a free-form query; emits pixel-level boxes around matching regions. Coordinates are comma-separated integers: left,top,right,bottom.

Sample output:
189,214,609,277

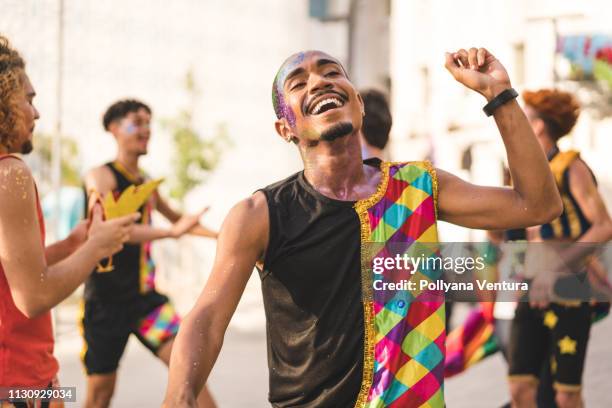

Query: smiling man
164,49,562,408
82,100,217,408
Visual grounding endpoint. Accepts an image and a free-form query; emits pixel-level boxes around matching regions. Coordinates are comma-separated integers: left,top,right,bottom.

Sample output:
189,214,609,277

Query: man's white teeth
312,97,343,114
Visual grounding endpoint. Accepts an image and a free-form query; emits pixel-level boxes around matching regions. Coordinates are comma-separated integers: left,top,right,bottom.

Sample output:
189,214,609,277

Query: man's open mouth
307,93,347,116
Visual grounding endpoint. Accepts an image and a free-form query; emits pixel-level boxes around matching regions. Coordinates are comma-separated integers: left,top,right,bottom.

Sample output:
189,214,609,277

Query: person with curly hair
507,89,612,408
0,35,139,406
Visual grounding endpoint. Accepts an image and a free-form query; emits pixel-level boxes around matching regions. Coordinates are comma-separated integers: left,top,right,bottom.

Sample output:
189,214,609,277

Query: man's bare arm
0,158,137,318
438,48,562,230
163,192,269,407
45,236,80,266
544,159,612,274
44,221,88,266
570,159,612,243
85,167,209,243
529,160,612,307
155,192,182,223
188,224,219,239
157,194,219,239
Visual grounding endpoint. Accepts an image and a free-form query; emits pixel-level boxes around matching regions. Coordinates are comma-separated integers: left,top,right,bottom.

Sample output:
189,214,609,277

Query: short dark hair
361,89,391,150
102,99,152,131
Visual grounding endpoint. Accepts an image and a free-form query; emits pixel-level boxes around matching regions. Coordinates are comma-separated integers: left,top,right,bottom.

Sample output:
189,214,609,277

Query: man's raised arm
163,191,269,407
437,47,562,230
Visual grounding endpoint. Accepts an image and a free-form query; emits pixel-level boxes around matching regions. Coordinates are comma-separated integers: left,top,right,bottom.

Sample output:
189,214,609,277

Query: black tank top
258,159,381,407
83,162,150,303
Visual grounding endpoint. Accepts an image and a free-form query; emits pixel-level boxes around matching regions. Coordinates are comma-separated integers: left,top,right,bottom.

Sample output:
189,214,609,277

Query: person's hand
529,267,557,309
170,207,210,239
444,47,511,101
87,203,140,259
527,244,573,308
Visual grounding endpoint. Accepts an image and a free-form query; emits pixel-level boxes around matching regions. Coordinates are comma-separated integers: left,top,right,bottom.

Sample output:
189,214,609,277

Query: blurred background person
0,35,137,398
508,89,612,408
359,88,392,160
81,99,217,408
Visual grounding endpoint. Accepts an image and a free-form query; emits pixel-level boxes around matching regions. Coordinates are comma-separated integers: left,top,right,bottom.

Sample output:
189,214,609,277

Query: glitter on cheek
301,127,320,140
273,79,297,129
282,98,297,129
123,123,137,135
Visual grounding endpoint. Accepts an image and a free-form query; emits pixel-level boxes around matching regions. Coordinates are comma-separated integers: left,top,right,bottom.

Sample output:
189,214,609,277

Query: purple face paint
272,52,307,129
123,122,138,135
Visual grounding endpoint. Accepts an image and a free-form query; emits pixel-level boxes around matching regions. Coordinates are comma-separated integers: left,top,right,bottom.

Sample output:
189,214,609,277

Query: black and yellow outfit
80,162,181,374
508,148,596,392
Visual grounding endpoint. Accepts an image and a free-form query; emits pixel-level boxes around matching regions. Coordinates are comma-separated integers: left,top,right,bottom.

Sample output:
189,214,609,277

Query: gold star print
558,336,577,355
543,310,558,329
550,357,557,374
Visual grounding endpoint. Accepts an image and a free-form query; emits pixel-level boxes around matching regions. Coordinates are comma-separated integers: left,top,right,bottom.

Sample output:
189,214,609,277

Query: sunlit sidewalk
54,302,612,407
54,303,269,407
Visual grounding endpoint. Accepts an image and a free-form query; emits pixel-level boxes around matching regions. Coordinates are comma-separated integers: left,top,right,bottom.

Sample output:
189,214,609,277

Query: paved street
54,302,612,407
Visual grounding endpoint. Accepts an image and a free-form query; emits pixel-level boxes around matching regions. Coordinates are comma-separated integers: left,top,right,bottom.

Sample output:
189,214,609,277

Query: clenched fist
444,47,511,101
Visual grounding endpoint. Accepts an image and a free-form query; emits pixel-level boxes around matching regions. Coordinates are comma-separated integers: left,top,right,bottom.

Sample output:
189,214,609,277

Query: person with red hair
507,89,612,408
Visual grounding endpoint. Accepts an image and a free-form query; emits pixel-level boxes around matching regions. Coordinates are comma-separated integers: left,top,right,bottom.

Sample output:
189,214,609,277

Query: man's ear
532,117,546,138
275,118,295,143
108,121,120,138
356,92,365,116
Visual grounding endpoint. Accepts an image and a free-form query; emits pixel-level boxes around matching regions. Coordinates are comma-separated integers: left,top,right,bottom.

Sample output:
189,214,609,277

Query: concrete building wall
389,0,612,240
0,0,353,316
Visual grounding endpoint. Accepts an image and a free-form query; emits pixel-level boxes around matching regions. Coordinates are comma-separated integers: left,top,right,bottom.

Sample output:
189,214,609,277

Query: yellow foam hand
102,178,163,219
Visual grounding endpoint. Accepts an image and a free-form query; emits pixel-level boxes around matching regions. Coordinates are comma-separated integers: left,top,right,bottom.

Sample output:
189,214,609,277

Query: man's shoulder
84,163,116,191
225,192,269,238
0,156,36,211
387,159,432,168
258,171,301,196
0,154,28,172
0,155,34,189
385,160,436,180
86,163,113,178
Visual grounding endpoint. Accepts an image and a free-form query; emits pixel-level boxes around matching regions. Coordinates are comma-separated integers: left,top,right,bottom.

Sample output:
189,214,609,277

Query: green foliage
162,70,230,201
32,133,81,187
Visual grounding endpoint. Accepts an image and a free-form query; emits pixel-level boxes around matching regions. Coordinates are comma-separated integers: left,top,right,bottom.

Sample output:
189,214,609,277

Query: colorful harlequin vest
354,161,445,408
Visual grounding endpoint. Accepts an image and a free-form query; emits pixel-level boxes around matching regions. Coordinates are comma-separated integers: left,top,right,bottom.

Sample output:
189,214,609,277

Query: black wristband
483,88,518,116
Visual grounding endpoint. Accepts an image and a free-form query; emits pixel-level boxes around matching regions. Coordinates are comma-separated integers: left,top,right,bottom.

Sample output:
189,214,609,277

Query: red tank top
0,155,58,387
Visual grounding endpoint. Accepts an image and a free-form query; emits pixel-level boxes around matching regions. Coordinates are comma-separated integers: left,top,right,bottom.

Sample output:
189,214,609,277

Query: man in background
0,35,137,400
359,89,391,160
508,89,612,408
82,99,217,408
